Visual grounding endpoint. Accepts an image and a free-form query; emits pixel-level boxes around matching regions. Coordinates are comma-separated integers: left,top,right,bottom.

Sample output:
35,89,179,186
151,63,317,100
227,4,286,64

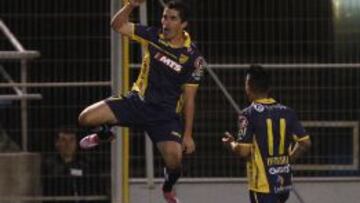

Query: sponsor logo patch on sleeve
192,56,206,81
237,115,249,139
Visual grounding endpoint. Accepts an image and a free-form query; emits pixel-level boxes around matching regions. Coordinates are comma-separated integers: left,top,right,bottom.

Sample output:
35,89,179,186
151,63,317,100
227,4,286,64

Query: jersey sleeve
289,110,310,142
185,56,206,85
236,110,254,144
130,24,157,45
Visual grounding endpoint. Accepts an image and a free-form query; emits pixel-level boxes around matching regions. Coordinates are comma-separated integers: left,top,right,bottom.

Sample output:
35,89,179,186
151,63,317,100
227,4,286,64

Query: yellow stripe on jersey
130,28,177,59
176,94,184,113
183,31,192,48
131,46,150,96
176,84,199,113
131,34,148,45
266,119,274,156
279,118,286,155
148,41,178,59
159,31,192,48
248,138,270,193
129,24,148,45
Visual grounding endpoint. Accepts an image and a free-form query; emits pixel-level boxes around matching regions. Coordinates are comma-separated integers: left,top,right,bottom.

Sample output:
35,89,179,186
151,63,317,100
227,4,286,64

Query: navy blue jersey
129,25,205,112
236,98,310,194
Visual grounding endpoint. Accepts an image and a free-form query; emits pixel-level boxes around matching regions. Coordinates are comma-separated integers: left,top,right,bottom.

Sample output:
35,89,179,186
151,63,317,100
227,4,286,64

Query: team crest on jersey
154,52,183,72
253,104,264,112
179,54,189,64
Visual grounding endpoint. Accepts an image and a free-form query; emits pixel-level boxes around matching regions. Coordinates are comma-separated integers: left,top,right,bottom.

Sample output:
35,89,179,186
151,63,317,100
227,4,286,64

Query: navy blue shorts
105,91,183,143
249,191,289,203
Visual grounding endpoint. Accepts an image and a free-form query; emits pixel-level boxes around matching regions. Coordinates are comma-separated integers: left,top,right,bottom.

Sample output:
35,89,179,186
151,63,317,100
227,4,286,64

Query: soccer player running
222,65,311,203
78,0,205,202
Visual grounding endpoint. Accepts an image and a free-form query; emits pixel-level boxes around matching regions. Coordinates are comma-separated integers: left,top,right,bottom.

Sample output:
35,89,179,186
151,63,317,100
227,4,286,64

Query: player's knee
165,161,181,170
78,111,93,127
164,152,182,169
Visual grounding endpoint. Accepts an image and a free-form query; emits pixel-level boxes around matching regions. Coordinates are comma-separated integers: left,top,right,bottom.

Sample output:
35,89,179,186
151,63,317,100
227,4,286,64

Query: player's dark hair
55,126,77,139
246,64,271,94
166,0,190,23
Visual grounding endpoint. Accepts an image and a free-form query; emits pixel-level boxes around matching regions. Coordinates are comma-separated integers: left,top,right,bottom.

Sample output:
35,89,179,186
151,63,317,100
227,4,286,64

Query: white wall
0,153,41,203
130,178,360,203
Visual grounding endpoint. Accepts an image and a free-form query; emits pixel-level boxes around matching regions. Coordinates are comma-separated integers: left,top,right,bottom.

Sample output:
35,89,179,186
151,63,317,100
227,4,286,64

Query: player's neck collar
183,31,191,48
159,31,191,48
254,98,276,104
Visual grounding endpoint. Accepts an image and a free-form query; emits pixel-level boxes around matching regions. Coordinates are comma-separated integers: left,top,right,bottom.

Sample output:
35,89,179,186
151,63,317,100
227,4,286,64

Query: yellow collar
159,31,191,48
254,98,277,104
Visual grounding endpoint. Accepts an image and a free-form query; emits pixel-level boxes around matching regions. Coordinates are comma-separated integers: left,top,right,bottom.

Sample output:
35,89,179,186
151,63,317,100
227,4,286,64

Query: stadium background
0,0,360,202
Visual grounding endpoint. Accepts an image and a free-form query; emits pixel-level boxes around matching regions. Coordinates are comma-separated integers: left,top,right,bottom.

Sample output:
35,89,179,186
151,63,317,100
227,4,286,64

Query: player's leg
157,141,182,203
146,117,183,203
78,100,118,127
277,192,289,203
249,190,279,203
78,92,141,149
157,141,183,190
78,100,118,148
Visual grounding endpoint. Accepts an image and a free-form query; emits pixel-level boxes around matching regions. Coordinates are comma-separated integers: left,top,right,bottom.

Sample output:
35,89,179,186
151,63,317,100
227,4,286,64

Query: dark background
0,0,359,179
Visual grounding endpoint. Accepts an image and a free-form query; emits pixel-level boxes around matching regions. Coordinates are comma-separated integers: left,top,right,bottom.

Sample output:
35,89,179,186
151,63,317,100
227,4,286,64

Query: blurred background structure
0,0,360,202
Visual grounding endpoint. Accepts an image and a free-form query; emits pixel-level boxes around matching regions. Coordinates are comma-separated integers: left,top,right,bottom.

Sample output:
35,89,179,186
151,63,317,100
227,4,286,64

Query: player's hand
182,136,196,154
222,131,235,148
129,0,146,7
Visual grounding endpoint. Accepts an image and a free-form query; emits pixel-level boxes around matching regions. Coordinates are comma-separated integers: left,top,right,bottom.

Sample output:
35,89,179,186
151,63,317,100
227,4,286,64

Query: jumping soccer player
78,1,205,202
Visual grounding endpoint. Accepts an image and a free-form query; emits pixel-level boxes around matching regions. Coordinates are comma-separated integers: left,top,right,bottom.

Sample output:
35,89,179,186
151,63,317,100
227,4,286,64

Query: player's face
56,133,77,158
161,7,187,40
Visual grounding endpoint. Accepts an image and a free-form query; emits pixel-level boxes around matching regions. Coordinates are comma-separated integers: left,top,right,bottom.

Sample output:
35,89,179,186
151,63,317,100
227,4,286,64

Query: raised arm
110,0,144,36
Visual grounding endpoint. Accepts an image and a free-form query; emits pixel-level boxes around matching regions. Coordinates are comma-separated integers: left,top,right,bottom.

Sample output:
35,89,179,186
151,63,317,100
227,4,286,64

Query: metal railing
0,19,41,151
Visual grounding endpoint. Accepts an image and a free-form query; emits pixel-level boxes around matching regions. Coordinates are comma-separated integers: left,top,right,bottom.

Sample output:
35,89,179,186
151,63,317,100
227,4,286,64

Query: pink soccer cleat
79,133,101,149
79,129,115,149
163,190,180,203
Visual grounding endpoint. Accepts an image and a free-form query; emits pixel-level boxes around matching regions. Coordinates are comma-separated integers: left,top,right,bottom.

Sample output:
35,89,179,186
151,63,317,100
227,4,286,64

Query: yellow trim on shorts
183,83,199,87
254,192,259,203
